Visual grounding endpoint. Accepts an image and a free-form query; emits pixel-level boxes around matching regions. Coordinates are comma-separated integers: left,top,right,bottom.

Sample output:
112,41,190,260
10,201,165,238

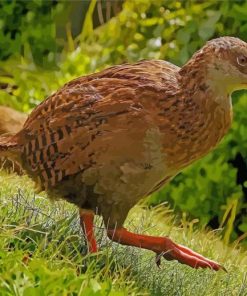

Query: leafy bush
1,0,247,243
0,0,69,67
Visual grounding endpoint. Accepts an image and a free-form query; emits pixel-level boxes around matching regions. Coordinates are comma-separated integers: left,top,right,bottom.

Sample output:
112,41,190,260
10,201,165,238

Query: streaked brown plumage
1,37,247,270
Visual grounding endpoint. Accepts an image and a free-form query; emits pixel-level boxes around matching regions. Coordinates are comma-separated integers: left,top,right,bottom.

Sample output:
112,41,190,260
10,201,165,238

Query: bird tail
0,135,19,158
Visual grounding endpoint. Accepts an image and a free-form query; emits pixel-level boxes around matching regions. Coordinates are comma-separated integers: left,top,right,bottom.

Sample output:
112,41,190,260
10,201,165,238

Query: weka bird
1,37,247,270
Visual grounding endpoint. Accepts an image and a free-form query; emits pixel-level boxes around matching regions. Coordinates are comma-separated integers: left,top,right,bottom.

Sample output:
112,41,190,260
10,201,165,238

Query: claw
155,253,161,268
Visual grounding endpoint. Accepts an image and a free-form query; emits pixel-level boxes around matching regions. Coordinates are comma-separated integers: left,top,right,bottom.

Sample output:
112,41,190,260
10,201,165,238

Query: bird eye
237,55,247,66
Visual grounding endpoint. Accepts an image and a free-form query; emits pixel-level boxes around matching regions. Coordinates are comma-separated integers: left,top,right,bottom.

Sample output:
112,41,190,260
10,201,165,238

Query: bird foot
107,228,225,271
154,237,226,271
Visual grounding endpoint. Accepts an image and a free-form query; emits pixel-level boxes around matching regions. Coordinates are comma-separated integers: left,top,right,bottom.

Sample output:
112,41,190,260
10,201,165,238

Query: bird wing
17,60,180,189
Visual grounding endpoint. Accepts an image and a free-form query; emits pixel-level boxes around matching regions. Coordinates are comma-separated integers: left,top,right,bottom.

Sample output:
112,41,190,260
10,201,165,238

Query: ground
0,171,247,296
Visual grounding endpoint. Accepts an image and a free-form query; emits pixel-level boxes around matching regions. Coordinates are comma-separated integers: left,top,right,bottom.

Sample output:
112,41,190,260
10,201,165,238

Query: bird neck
158,61,233,172
179,56,233,111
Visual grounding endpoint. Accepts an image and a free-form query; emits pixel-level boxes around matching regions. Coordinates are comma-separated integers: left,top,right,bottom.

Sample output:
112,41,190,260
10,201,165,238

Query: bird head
204,37,247,93
180,37,247,95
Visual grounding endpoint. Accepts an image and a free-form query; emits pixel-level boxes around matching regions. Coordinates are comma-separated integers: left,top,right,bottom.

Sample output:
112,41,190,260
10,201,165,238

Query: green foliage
0,0,68,67
76,0,247,66
1,0,247,242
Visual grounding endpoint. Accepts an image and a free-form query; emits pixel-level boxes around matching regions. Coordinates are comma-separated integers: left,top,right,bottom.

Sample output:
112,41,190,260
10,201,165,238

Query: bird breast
158,92,233,172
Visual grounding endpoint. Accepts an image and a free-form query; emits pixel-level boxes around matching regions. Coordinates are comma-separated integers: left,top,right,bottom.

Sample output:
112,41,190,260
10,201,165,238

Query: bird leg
79,209,98,253
107,227,224,271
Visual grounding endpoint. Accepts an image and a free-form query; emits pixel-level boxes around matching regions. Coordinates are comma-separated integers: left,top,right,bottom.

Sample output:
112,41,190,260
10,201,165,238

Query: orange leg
79,209,98,253
107,227,224,271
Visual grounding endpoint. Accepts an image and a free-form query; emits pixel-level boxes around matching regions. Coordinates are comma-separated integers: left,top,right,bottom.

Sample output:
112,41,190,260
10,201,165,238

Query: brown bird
1,37,247,271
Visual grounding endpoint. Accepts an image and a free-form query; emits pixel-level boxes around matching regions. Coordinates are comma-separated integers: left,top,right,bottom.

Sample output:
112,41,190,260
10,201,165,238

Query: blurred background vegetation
0,0,247,245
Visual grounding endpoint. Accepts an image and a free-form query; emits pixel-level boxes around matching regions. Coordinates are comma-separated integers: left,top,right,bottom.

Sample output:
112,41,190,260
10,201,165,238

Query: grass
0,170,247,296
